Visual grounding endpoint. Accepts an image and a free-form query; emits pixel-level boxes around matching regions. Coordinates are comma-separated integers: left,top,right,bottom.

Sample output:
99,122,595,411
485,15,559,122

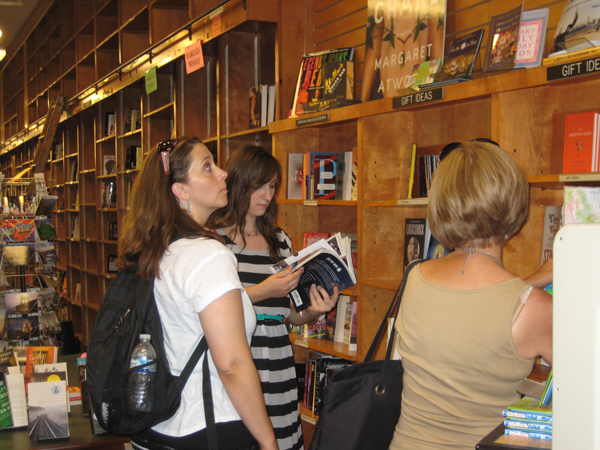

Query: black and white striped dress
217,228,304,450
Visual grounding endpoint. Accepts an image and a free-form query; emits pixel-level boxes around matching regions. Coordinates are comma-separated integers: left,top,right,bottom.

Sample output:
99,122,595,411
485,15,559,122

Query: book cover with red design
563,111,598,173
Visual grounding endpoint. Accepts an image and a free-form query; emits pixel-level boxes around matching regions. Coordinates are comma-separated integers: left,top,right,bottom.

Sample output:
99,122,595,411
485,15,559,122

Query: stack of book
503,369,553,441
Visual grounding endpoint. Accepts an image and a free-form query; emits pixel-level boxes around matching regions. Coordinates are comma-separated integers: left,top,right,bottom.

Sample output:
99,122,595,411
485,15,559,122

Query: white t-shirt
151,237,256,437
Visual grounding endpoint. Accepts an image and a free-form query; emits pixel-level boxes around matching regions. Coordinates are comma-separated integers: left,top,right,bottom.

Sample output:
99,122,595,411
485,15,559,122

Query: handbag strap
364,259,422,363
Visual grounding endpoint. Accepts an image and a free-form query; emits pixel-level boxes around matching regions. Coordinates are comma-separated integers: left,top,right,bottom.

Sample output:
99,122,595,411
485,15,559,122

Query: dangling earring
186,201,192,212
505,234,509,240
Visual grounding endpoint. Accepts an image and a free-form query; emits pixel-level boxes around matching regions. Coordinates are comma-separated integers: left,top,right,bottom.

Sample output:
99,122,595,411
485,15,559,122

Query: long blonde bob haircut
428,141,529,249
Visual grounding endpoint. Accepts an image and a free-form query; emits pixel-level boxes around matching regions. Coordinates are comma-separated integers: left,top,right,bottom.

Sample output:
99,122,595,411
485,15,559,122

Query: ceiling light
0,50,6,62
0,30,3,38
0,1,24,6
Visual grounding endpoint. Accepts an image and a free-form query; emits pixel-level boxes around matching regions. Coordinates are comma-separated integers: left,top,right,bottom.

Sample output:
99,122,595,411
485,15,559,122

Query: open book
270,233,356,311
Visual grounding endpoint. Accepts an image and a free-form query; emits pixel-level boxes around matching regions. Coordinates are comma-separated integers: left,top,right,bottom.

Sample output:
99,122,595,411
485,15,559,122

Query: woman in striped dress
208,146,338,450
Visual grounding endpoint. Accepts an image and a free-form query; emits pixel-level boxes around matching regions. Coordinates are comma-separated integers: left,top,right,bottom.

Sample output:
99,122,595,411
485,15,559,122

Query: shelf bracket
187,26,192,41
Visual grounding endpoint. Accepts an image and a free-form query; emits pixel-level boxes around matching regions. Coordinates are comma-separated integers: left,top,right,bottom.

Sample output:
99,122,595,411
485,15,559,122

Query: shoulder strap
364,259,422,362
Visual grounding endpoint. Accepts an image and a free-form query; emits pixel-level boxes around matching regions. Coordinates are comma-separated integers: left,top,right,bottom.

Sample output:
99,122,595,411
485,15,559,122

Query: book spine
504,428,552,440
504,419,552,431
0,380,13,429
503,410,552,421
543,46,600,65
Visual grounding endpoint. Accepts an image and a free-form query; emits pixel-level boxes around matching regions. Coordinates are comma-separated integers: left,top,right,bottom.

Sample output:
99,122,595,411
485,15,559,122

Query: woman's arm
199,289,278,450
512,287,553,365
523,258,553,289
244,266,303,304
287,284,340,326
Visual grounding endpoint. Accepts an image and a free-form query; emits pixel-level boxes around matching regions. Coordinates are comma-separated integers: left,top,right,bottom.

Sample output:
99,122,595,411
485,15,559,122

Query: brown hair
117,137,222,279
207,145,283,262
428,141,529,248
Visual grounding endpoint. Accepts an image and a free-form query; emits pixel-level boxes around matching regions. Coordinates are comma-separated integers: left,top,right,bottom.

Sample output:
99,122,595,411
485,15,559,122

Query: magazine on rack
270,233,356,311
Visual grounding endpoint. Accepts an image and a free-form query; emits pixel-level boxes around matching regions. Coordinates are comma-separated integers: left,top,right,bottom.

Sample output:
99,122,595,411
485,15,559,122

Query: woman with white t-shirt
118,137,278,450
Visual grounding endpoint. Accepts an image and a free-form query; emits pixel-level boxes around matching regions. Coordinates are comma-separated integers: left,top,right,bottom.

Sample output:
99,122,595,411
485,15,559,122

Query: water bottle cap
140,334,151,341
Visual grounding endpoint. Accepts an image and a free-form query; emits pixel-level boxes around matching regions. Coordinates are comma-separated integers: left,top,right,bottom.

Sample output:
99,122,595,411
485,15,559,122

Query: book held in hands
270,233,356,311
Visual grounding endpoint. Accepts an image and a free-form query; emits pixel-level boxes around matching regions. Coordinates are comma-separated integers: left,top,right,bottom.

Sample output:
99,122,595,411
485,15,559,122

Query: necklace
245,232,259,238
455,247,503,274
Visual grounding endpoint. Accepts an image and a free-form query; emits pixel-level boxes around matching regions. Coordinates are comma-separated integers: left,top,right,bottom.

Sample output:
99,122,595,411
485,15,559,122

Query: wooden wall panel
313,0,366,29
413,97,492,146
361,112,413,202
361,205,427,284
494,86,555,176
359,285,397,360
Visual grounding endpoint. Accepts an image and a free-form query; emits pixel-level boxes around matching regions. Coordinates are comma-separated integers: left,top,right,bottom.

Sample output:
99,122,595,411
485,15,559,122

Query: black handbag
308,260,420,450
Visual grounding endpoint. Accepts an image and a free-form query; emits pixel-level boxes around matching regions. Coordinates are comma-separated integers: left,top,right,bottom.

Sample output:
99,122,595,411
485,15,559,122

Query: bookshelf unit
0,0,306,345
270,66,600,363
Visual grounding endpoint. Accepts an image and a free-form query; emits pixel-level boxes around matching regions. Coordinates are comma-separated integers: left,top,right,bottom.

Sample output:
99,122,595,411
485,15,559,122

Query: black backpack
87,267,208,435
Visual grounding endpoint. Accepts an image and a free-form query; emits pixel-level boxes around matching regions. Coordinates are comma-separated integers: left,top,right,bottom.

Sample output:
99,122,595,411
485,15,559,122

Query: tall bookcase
0,0,307,344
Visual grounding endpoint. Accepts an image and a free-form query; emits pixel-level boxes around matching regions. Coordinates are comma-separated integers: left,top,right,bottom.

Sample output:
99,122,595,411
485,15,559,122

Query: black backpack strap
179,335,209,381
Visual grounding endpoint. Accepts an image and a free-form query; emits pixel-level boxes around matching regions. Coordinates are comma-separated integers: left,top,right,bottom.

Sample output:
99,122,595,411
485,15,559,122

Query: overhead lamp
0,49,6,62
0,1,23,5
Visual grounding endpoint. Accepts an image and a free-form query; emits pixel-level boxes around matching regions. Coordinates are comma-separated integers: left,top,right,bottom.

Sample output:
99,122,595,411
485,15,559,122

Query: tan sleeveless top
390,266,535,450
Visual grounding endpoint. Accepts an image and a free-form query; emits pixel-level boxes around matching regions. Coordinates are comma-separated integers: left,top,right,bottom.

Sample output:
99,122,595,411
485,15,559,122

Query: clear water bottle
127,334,157,412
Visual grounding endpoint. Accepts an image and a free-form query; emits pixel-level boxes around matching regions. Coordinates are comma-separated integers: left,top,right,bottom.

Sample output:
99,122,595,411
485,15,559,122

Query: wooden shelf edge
290,332,357,361
361,198,429,207
279,199,357,206
223,126,269,139
300,406,318,425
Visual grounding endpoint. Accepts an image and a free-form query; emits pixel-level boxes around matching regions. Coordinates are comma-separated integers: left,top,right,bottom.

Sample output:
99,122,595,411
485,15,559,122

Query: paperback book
503,396,552,421
504,418,552,432
34,218,57,241
540,205,562,264
514,8,549,69
4,372,27,427
504,428,552,440
27,380,70,440
549,0,600,56
1,219,36,243
249,85,262,129
562,111,599,174
103,155,116,176
482,5,524,73
403,218,430,270
563,186,600,225
270,233,356,311
289,48,355,117
323,60,354,101
421,29,485,89
407,59,441,91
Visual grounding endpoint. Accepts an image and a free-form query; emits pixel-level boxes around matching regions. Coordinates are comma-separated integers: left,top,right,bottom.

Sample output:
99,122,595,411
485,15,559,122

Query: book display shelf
0,0,306,344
